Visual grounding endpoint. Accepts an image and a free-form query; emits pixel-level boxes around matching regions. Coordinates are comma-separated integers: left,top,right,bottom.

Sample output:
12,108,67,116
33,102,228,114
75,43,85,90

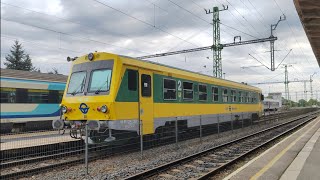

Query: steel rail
1,109,317,179
197,115,318,179
124,111,319,180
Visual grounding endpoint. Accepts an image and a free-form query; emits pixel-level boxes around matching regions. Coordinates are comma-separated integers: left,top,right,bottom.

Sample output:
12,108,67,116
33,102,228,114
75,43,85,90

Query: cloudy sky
1,0,319,101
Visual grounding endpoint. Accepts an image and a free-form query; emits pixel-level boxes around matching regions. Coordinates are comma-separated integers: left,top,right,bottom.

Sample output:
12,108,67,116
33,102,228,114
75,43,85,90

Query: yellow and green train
53,52,263,142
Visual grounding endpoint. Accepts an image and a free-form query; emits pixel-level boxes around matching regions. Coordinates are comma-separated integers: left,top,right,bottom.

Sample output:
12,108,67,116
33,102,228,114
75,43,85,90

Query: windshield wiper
71,77,86,96
95,75,110,94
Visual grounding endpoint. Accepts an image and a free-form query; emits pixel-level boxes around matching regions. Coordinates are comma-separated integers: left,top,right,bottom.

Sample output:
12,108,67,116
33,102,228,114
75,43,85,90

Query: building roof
294,0,320,66
0,69,67,83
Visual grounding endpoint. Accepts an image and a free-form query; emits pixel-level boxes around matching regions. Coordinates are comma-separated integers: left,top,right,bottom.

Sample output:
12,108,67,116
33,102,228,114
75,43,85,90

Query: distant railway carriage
0,69,67,133
263,98,280,111
53,52,264,143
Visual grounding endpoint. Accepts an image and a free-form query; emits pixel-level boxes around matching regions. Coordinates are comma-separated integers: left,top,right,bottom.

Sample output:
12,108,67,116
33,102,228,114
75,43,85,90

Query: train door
139,69,154,134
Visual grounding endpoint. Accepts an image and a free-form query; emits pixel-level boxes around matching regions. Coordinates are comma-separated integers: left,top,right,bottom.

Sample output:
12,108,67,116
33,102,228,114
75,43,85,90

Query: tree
298,99,307,107
48,68,59,74
4,40,36,71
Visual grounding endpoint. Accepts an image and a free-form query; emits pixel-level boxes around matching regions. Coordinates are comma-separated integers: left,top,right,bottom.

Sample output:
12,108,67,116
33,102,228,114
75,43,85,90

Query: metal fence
0,108,318,178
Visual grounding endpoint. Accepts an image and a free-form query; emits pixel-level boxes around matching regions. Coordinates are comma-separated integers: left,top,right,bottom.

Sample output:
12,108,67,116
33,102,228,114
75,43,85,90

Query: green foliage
4,40,37,71
295,99,319,107
282,98,320,107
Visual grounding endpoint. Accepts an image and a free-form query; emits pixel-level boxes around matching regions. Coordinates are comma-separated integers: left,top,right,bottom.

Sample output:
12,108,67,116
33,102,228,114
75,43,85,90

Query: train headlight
88,53,94,61
61,106,68,114
100,105,108,113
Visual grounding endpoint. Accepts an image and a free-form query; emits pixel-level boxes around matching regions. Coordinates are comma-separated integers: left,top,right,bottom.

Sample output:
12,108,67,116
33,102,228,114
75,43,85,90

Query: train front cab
52,53,155,143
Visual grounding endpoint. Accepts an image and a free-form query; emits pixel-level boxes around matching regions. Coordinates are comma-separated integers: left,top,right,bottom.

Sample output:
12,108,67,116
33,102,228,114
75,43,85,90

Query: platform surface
281,126,320,180
0,130,79,150
223,115,320,180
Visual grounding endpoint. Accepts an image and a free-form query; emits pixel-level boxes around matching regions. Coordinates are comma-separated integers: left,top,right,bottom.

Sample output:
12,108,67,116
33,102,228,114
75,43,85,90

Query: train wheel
88,130,109,144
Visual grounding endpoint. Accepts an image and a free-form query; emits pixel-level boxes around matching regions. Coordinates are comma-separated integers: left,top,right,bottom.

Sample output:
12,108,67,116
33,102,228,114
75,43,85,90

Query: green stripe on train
115,70,259,104
115,70,138,102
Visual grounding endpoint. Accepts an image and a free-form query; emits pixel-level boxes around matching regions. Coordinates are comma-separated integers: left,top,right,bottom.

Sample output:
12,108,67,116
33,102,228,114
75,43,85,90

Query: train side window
28,89,49,103
198,84,207,101
231,90,237,102
246,92,250,103
16,88,28,103
254,93,257,103
183,82,193,100
212,86,219,102
222,88,228,102
128,70,137,91
0,88,16,103
249,92,253,103
48,90,59,103
239,91,244,103
251,93,255,103
141,74,151,97
163,78,176,100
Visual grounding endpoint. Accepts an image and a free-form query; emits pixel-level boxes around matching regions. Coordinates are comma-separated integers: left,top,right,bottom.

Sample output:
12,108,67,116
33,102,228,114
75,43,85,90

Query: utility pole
205,5,228,78
270,14,286,71
283,64,291,102
310,72,317,100
296,92,298,102
304,81,307,100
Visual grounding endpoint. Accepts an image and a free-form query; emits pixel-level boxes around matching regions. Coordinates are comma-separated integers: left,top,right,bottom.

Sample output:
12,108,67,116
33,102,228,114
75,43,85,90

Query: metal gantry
250,71,314,103
137,37,277,59
205,6,228,78
136,8,285,79
284,64,291,101
310,72,317,99
270,14,286,71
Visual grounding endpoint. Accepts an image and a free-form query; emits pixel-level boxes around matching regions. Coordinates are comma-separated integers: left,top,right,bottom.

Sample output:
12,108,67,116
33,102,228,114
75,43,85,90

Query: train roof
73,52,261,92
0,68,67,83
263,98,281,102
120,55,261,92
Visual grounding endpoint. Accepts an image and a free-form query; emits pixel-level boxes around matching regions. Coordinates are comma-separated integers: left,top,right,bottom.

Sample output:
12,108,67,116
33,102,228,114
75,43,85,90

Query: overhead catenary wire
213,0,269,67
143,0,213,57
0,2,155,45
1,18,150,54
1,34,82,54
225,0,261,38
276,49,292,69
248,53,270,70
1,1,213,62
272,0,312,66
167,0,258,39
91,0,202,49
239,0,269,32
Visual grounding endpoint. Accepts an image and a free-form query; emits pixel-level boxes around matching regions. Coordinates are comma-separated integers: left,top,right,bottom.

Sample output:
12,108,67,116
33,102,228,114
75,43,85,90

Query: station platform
224,115,320,180
0,130,80,150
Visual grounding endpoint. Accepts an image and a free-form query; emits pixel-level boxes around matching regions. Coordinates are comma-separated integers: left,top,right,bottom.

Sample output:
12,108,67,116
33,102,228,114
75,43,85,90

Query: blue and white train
0,69,67,133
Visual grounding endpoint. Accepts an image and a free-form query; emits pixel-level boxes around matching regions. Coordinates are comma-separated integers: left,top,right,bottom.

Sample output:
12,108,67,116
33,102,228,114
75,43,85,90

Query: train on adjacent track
263,98,281,111
53,52,264,143
0,69,67,133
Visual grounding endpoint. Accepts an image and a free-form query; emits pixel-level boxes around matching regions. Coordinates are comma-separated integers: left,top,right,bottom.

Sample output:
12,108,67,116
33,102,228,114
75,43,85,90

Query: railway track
124,110,319,180
0,108,317,179
0,109,295,169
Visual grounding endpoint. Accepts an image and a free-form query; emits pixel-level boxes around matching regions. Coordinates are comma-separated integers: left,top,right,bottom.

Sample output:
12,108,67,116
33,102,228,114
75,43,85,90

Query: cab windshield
88,69,112,93
67,71,86,95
